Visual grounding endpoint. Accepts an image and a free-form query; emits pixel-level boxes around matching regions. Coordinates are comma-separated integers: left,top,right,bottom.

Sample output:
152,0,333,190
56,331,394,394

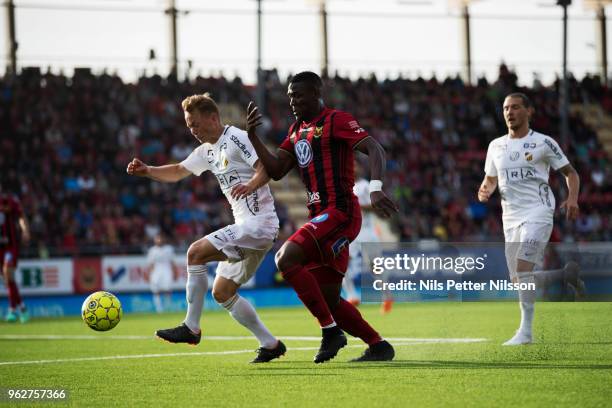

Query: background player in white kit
478,93,580,346
127,93,286,363
344,163,398,313
146,233,176,313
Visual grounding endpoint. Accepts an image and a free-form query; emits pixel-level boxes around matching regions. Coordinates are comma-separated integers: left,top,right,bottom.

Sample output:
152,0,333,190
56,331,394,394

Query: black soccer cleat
251,340,287,363
350,340,395,362
156,323,201,345
314,326,347,364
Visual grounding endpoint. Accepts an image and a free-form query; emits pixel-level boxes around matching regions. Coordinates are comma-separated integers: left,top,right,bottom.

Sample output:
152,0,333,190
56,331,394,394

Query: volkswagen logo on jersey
509,151,520,161
311,213,329,223
295,139,313,168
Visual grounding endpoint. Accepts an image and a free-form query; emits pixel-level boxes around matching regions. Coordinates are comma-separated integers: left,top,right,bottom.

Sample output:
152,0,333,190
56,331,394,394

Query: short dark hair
505,92,532,109
289,71,323,89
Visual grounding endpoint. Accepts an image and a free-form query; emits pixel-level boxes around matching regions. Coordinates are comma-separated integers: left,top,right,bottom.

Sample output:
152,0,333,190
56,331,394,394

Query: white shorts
504,222,553,280
150,269,172,293
206,219,278,285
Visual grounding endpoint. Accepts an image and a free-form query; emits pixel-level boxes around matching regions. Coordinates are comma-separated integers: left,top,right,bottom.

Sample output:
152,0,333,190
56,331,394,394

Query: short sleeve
279,131,295,157
181,146,210,176
333,111,369,149
229,130,259,168
484,141,497,177
543,136,570,170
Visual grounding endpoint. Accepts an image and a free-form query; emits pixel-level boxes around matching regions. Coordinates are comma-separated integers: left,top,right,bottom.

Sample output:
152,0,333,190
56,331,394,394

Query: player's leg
3,250,26,322
314,266,394,361
212,273,285,363
343,242,361,305
156,237,225,345
275,240,347,363
503,223,552,346
150,273,163,313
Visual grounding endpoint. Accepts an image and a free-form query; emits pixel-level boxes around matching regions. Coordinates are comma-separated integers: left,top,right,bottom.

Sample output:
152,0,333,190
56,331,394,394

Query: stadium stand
0,64,610,257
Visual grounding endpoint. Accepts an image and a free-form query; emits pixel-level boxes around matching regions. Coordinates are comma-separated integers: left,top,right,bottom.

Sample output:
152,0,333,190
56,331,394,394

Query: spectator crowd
0,64,610,257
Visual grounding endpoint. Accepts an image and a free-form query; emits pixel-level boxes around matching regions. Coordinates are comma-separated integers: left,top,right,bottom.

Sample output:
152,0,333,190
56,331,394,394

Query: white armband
369,180,383,193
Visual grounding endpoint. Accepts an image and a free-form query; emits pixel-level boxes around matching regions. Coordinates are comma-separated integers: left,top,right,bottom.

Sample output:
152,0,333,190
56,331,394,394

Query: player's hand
560,199,579,221
246,101,262,137
21,230,31,244
477,184,491,202
231,184,253,200
127,158,150,177
370,191,399,218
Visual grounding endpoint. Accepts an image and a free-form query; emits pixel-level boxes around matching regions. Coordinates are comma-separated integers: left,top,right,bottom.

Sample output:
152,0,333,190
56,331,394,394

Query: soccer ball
81,291,123,331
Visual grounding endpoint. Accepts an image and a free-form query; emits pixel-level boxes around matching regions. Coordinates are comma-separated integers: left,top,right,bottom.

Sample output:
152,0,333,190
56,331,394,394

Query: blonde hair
181,93,220,115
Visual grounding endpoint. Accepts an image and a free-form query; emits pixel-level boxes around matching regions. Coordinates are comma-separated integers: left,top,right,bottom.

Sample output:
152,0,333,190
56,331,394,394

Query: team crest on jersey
509,151,520,161
314,126,323,138
295,139,313,168
524,152,533,162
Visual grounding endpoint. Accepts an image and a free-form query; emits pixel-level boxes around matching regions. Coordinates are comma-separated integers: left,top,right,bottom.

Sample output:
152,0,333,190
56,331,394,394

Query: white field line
0,334,488,343
0,338,488,367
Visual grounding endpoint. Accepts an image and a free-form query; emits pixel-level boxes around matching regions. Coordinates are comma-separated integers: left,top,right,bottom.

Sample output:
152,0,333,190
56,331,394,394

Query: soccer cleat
502,331,533,346
350,340,395,362
380,299,394,314
6,311,18,323
563,261,586,298
314,326,347,364
251,340,287,363
19,309,30,323
156,323,201,345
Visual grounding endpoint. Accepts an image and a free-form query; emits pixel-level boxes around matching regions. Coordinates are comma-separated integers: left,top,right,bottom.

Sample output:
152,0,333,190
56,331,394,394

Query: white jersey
147,244,175,276
351,178,379,245
484,130,569,228
181,125,278,226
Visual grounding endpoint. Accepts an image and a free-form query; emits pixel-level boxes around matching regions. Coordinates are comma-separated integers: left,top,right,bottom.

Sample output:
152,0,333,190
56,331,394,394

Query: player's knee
275,243,303,272
212,287,229,304
187,242,205,265
274,249,291,272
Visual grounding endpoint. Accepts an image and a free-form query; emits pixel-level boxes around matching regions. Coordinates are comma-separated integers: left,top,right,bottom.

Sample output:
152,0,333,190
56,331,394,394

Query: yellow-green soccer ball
81,291,123,331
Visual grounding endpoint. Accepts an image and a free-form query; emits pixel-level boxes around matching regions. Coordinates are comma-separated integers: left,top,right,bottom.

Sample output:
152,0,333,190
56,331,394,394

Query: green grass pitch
1,302,611,407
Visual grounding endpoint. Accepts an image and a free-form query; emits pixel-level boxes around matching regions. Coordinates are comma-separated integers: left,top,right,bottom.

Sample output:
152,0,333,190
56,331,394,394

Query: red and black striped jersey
279,107,370,218
0,194,23,248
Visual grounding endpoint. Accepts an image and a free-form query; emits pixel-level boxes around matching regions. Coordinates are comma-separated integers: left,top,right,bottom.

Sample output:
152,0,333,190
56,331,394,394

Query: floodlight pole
595,4,607,84
256,0,265,114
166,0,179,77
4,0,17,75
558,0,571,145
460,3,472,86
319,1,329,78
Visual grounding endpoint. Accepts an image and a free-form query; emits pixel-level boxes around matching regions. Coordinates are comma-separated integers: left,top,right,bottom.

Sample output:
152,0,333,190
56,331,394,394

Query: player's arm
354,137,399,218
18,215,30,244
245,102,295,180
477,176,498,202
126,158,191,183
230,160,270,200
558,163,580,220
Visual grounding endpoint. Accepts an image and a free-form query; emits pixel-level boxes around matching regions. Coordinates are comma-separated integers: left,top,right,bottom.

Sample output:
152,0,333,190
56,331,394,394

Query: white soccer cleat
502,331,533,346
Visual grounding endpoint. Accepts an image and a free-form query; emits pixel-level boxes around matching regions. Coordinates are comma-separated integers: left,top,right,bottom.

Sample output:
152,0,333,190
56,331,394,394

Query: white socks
153,293,163,313
184,265,208,333
517,274,536,335
221,294,277,349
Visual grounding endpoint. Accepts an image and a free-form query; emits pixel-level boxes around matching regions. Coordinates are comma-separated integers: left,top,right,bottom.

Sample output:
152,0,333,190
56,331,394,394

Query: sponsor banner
0,259,73,296
73,257,102,294
0,288,301,317
360,242,612,302
103,255,186,293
